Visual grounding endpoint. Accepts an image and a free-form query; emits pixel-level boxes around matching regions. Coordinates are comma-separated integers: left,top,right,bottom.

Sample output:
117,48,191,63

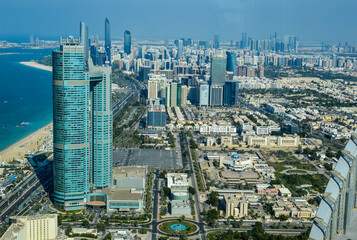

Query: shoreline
20,61,52,72
0,122,53,163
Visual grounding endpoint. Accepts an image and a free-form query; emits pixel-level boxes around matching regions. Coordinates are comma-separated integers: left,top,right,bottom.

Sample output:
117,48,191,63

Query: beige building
181,85,188,106
148,79,159,99
223,194,248,218
0,214,58,240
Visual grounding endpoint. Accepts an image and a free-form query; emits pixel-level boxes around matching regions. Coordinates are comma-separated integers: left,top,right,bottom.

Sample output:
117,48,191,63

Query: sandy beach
20,61,52,72
0,123,53,163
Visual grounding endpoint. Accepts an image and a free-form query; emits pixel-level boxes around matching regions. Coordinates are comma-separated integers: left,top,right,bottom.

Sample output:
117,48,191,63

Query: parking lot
113,149,180,169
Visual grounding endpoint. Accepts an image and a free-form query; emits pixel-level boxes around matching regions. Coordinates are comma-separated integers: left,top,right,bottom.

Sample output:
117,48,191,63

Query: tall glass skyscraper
210,55,227,86
226,51,236,75
224,80,239,106
89,65,112,189
105,18,111,64
53,38,90,210
80,22,89,64
53,38,113,210
124,30,131,55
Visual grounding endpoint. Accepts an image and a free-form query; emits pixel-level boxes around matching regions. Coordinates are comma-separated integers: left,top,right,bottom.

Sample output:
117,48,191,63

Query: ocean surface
0,48,54,151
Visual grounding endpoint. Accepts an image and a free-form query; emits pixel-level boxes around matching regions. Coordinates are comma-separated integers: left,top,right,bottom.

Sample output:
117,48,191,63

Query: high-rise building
210,85,223,106
176,40,183,60
80,22,89,64
199,83,209,106
226,52,236,75
53,38,112,210
148,79,159,99
29,34,35,45
147,99,166,131
166,82,181,107
89,64,112,189
181,85,188,107
213,34,220,49
53,38,90,209
210,55,227,86
224,80,239,106
309,130,357,240
124,30,131,55
241,33,247,49
1,214,58,240
105,18,111,64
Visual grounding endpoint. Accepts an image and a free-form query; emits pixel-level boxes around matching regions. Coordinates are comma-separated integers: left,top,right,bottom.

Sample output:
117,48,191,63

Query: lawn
159,221,198,235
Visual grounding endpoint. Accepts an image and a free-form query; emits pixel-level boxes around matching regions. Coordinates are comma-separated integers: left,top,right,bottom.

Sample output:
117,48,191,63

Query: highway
151,170,160,240
0,162,53,222
183,134,206,240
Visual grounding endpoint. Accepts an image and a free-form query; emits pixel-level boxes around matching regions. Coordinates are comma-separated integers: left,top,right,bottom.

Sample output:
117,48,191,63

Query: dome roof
232,154,240,159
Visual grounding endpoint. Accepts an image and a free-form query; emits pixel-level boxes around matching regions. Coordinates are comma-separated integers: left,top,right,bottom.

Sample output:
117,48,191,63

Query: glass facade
210,55,227,86
124,30,131,55
105,18,111,64
224,80,239,106
226,52,236,75
89,66,112,189
53,39,113,210
53,39,90,210
80,22,89,64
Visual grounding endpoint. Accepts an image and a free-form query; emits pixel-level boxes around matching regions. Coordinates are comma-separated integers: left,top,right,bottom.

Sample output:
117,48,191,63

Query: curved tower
53,38,89,210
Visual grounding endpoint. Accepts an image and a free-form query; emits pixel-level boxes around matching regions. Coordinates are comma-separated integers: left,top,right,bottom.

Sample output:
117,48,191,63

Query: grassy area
275,172,328,197
268,151,317,172
159,221,197,235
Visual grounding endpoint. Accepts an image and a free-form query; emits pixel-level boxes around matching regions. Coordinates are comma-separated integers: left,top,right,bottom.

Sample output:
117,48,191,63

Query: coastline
0,122,53,163
20,61,52,72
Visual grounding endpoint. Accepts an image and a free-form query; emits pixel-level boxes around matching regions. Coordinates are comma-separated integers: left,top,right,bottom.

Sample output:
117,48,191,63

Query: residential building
0,214,58,240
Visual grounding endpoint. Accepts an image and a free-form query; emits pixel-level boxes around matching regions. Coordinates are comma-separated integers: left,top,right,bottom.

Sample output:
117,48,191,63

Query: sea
0,48,54,151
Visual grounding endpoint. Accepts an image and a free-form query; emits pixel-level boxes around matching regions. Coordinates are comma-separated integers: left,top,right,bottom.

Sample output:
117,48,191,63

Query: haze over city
1,0,357,42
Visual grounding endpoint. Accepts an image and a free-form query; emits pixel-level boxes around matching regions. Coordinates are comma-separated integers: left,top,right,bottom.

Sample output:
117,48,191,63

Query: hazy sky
1,0,357,42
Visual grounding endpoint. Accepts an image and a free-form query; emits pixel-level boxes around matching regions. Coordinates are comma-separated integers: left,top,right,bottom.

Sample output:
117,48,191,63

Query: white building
1,214,58,240
167,173,188,188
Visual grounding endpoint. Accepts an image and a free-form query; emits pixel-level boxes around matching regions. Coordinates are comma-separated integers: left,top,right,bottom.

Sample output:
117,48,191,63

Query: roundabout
158,220,199,236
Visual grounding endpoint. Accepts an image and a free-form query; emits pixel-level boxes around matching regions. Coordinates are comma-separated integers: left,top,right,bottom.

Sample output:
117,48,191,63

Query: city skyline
1,0,357,42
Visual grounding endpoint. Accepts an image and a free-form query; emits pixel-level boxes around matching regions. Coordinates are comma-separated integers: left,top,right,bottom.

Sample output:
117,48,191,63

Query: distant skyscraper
241,33,247,49
226,52,236,75
30,35,35,45
224,80,239,106
213,34,220,49
199,83,209,106
210,55,227,86
80,22,89,64
177,40,183,60
105,18,111,64
53,38,112,210
53,38,90,210
124,30,131,55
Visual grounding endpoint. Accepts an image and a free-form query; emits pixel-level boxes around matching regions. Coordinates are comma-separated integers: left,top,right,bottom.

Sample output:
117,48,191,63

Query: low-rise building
170,200,191,216
223,194,248,218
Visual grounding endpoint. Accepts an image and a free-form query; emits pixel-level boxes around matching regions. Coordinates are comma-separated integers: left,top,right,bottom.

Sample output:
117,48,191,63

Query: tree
188,186,196,195
97,222,106,232
82,219,90,229
162,187,171,198
279,215,289,221
139,228,148,234
104,233,112,240
205,209,220,226
207,191,220,207
65,226,72,236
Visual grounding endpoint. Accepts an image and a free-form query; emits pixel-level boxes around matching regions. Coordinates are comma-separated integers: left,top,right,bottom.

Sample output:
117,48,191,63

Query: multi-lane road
0,162,53,222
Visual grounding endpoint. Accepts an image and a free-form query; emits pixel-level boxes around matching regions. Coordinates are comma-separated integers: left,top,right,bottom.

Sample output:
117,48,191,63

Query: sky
1,0,357,43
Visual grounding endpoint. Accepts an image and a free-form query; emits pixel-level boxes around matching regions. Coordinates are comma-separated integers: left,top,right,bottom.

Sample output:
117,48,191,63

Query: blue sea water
0,48,54,151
